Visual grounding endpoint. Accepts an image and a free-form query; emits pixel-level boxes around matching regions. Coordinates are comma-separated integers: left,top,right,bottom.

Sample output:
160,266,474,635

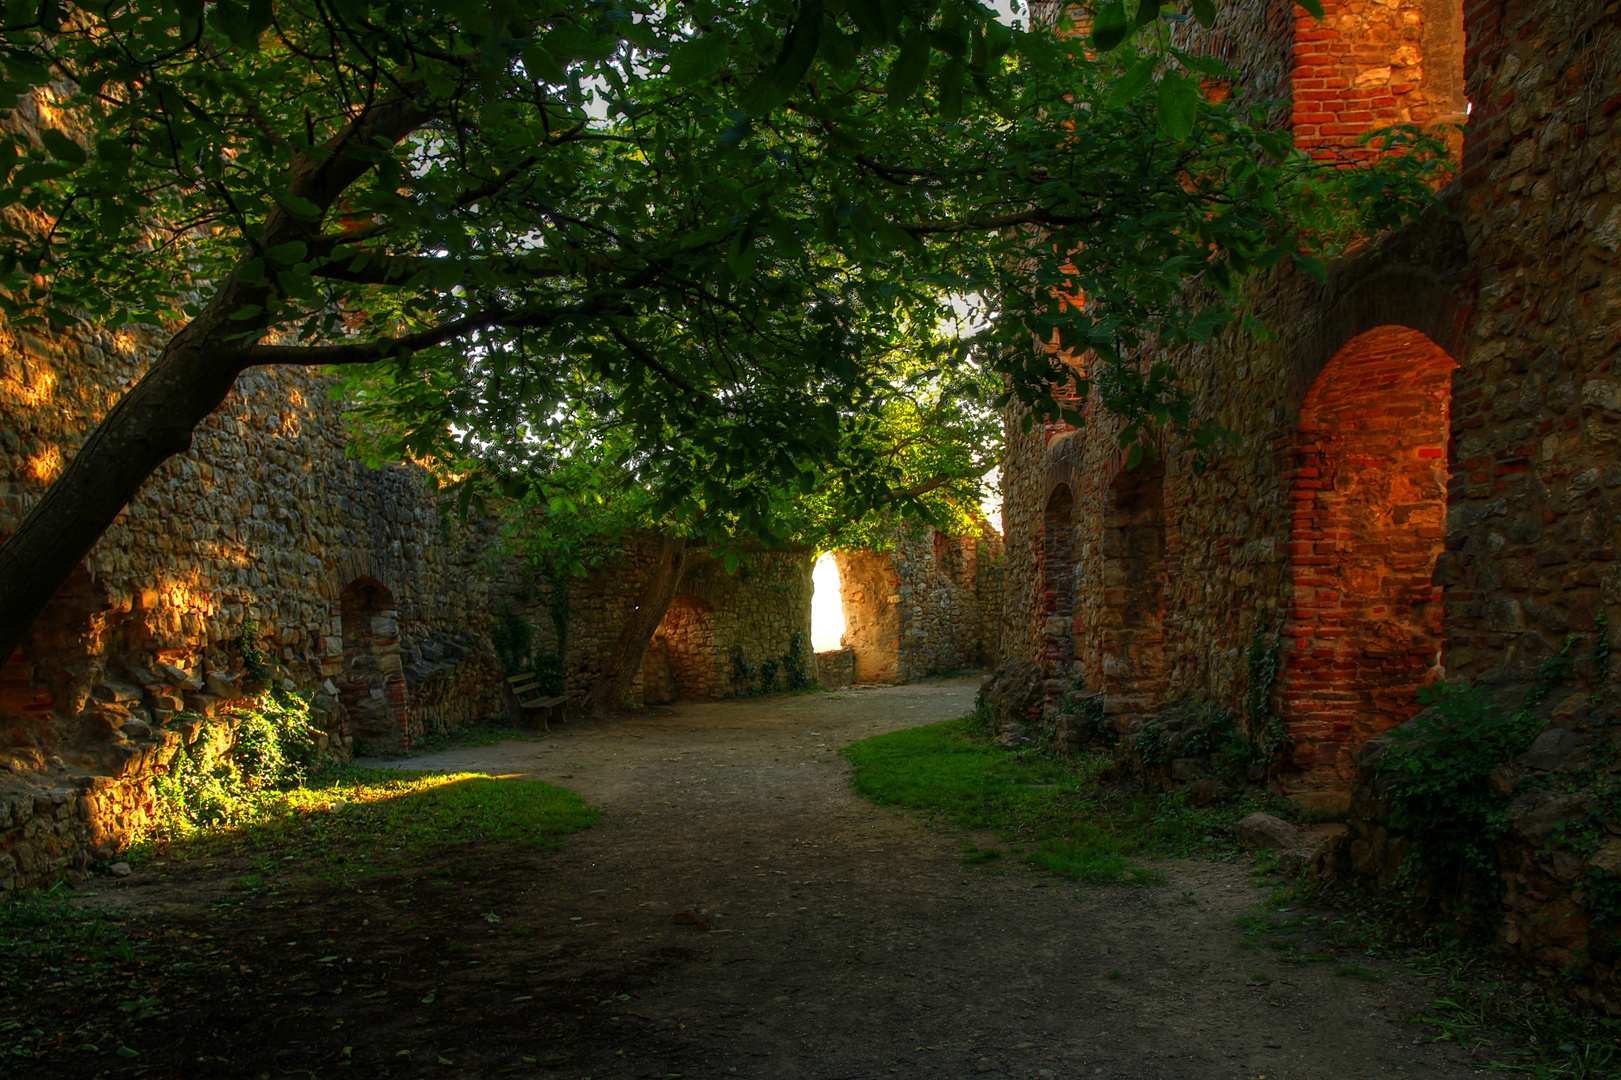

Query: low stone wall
816,648,855,688
0,691,348,892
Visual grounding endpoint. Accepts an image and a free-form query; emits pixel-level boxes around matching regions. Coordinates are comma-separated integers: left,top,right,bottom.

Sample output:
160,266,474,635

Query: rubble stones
1235,813,1299,850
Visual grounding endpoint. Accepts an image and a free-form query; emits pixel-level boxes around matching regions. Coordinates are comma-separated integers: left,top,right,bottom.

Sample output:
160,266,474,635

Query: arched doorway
1042,484,1077,680
1101,461,1167,728
336,577,409,750
1282,325,1456,789
655,594,718,700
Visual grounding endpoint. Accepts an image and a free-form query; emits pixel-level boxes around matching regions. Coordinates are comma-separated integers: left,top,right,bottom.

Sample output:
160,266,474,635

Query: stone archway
1041,484,1077,682
336,577,408,751
1100,461,1167,728
1281,325,1456,791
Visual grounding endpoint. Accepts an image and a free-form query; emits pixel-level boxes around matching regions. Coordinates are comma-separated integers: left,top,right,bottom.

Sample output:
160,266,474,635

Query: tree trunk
0,323,253,669
580,534,690,716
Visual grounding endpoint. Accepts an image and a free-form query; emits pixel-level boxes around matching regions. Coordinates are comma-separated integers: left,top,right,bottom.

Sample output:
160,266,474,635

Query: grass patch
134,766,599,883
841,716,1273,883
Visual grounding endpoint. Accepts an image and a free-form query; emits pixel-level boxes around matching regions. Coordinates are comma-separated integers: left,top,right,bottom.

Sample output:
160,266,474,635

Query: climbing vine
1244,624,1290,760
781,630,811,692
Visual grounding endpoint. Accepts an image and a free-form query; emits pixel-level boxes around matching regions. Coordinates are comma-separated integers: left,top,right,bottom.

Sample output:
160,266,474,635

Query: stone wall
994,0,1621,812
835,521,1004,684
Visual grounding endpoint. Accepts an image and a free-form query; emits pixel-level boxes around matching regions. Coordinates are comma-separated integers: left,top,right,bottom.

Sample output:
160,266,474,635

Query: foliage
238,611,274,686
1595,610,1612,682
137,766,599,870
150,695,323,836
533,648,567,697
1245,624,1289,760
757,657,782,695
0,0,1449,565
782,629,812,692
843,716,1276,882
491,603,536,676
1383,682,1544,929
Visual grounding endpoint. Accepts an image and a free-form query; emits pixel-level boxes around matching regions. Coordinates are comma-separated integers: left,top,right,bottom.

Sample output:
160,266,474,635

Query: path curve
376,678,1485,1080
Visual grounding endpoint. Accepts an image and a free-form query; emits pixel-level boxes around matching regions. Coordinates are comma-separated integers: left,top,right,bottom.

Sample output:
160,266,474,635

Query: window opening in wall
336,576,408,750
811,552,846,653
1282,325,1455,792
1100,461,1167,729
1042,485,1077,679
653,594,717,701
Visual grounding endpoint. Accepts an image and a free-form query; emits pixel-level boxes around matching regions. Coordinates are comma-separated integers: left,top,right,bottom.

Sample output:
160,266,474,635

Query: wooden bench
507,672,568,729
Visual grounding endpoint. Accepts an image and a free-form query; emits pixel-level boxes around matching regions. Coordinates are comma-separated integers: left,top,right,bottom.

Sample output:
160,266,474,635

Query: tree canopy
0,0,1449,667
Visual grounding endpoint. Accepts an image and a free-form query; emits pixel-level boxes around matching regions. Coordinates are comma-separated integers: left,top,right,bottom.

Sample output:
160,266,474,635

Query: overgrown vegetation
726,632,815,697
1381,629,1603,934
843,716,1281,883
151,695,323,837
137,767,599,875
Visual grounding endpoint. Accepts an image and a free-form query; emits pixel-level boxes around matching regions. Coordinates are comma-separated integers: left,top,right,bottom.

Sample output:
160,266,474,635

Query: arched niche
1281,325,1456,790
1100,460,1167,728
336,576,408,750
1042,484,1077,680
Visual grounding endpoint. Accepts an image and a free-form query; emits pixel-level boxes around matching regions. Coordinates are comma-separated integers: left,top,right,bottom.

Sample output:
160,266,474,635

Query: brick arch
1281,325,1456,793
1042,484,1077,680
655,594,718,700
337,576,409,751
1101,460,1168,729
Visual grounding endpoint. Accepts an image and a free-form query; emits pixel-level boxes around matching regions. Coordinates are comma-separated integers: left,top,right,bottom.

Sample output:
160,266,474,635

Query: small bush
150,694,322,837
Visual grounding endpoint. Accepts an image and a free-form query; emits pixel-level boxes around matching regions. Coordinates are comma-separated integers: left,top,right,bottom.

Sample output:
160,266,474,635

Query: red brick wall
1291,0,1467,157
1281,326,1456,788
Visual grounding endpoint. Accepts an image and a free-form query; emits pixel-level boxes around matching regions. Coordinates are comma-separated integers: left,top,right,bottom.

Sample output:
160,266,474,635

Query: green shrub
151,694,322,837
1384,682,1542,929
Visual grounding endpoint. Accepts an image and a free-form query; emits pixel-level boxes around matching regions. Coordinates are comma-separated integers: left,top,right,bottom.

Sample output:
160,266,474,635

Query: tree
413,347,1002,713
0,0,1449,669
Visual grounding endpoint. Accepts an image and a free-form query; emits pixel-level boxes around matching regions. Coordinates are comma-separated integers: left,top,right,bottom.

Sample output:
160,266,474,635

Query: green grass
133,766,599,882
841,717,1274,883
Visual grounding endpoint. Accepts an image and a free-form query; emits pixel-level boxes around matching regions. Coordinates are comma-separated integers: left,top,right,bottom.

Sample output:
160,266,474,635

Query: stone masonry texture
997,0,1621,996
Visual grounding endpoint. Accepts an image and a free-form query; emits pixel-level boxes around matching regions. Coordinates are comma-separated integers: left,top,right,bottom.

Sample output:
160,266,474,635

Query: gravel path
369,677,1488,1080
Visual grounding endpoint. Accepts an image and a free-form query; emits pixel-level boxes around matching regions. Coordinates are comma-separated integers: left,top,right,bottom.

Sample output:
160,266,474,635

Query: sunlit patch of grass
841,718,1271,885
132,766,599,878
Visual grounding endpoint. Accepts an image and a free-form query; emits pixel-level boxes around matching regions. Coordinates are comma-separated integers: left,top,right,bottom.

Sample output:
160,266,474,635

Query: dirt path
353,677,1487,1080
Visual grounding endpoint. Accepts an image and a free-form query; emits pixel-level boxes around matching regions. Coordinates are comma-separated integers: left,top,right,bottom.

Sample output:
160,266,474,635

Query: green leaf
38,127,85,166
983,18,1013,61
885,29,931,108
938,61,964,122
819,23,859,71
667,31,730,86
1156,70,1198,142
1191,0,1217,28
1089,1,1130,51
740,0,823,115
1134,0,1160,26
274,192,323,222
263,241,307,266
1296,0,1325,17
209,0,270,51
1104,55,1155,109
